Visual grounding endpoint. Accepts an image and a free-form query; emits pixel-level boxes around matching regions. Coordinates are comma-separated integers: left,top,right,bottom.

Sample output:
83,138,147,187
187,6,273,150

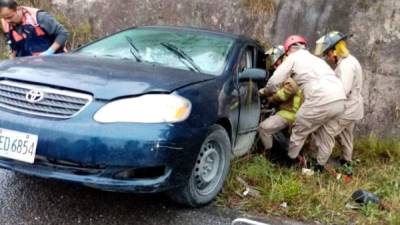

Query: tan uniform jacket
266,49,346,107
335,55,364,120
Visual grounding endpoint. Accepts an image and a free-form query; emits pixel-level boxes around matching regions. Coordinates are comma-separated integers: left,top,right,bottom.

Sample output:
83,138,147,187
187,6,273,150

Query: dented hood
0,54,215,100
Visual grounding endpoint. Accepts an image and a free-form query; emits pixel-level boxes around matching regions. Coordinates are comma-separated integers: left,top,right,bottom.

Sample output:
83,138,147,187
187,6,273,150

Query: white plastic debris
280,202,288,208
243,187,250,196
345,203,361,210
232,218,270,225
236,176,261,198
302,168,315,176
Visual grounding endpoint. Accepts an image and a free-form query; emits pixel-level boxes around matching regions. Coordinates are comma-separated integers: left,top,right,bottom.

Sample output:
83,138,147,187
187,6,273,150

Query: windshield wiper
125,36,142,62
160,42,202,73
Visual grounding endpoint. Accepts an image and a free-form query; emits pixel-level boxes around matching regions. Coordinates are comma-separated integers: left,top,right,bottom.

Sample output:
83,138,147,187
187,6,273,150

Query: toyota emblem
26,89,44,103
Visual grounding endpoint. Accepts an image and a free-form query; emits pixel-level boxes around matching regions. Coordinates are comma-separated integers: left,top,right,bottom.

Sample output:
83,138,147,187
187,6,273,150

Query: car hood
0,54,215,100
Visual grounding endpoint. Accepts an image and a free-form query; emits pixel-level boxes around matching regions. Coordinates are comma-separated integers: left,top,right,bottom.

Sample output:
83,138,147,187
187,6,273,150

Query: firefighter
266,35,346,171
0,0,69,59
259,45,303,151
315,31,364,167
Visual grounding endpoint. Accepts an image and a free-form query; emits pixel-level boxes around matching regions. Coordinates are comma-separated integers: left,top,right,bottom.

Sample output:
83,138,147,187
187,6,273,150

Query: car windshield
76,28,235,76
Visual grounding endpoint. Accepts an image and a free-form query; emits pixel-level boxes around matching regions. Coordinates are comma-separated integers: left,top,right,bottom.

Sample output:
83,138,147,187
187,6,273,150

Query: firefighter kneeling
258,45,303,151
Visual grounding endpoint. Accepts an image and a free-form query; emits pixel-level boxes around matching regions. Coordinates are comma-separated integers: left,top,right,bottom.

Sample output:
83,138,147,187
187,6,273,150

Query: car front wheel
168,124,231,207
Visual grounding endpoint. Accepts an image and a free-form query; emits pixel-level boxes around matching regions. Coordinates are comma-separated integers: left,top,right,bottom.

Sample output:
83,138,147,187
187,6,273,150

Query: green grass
355,134,400,161
220,136,400,225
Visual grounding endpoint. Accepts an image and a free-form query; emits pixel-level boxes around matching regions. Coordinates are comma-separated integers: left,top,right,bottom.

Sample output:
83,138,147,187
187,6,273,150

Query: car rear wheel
168,124,231,207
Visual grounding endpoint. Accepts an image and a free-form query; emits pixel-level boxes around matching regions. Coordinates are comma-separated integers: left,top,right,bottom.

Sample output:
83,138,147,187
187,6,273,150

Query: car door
232,45,262,156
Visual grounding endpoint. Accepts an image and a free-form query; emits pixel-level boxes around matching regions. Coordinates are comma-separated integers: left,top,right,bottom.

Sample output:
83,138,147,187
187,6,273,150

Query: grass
219,135,400,225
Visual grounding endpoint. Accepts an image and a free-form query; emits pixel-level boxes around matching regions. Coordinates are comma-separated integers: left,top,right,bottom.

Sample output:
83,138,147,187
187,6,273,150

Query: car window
238,47,254,73
76,28,235,76
256,48,266,69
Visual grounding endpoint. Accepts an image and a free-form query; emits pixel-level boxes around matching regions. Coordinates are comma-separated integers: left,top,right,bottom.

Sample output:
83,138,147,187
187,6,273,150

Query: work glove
282,78,299,95
258,88,266,96
267,96,274,103
40,48,56,56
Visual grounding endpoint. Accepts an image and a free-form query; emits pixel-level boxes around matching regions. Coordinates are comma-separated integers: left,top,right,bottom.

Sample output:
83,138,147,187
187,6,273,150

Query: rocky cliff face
51,0,400,137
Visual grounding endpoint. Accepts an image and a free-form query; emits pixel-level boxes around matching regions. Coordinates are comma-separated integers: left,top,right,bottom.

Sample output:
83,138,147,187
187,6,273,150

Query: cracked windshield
77,28,234,76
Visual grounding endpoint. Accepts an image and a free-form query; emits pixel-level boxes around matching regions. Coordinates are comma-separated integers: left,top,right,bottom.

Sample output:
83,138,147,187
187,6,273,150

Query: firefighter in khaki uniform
266,35,346,171
258,45,303,151
315,31,364,168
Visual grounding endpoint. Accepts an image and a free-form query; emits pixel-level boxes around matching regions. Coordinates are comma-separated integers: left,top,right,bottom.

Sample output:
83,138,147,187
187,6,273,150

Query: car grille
0,80,93,118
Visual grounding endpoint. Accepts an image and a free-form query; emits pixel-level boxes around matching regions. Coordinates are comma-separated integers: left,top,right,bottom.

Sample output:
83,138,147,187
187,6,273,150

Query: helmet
265,45,285,70
284,35,307,52
314,31,349,56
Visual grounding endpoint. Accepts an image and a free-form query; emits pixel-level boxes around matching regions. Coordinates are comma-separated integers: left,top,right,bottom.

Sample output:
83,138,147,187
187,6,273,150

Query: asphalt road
0,169,310,225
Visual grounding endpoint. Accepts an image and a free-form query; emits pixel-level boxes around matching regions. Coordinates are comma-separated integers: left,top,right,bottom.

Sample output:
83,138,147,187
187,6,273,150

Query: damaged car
0,26,267,207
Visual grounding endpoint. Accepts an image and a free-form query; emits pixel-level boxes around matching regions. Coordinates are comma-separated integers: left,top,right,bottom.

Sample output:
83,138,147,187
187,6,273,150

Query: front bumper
0,158,174,192
0,102,208,192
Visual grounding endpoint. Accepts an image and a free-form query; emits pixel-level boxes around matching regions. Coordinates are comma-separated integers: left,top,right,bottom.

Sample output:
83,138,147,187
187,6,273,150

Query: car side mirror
239,68,268,82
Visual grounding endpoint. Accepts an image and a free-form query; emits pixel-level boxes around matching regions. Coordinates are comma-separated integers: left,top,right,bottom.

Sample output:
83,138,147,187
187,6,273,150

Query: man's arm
37,11,69,53
7,41,16,59
337,60,355,96
268,78,298,103
3,30,17,59
9,51,16,59
265,55,295,94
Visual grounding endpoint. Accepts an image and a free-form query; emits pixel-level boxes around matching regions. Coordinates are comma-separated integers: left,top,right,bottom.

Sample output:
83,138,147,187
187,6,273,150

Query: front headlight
94,94,191,123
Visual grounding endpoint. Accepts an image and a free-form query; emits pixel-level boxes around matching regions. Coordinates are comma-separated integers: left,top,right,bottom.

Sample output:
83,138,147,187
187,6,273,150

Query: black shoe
340,159,351,166
340,160,353,176
313,164,324,172
306,157,318,168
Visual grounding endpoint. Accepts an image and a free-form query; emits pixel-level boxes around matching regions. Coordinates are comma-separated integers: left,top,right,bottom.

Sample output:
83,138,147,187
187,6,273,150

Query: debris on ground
236,176,261,198
347,189,392,211
342,174,352,184
280,202,288,209
231,218,270,225
301,168,315,176
345,203,361,210
324,164,352,184
352,189,380,205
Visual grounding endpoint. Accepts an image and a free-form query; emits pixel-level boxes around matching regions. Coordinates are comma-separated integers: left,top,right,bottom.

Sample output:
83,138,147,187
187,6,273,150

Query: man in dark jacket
0,0,69,59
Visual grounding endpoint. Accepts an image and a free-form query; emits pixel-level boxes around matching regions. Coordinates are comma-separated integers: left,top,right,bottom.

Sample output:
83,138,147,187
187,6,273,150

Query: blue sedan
0,26,267,207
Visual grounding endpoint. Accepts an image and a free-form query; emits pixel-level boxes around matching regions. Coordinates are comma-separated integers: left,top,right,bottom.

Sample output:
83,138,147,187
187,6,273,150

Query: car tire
168,124,231,207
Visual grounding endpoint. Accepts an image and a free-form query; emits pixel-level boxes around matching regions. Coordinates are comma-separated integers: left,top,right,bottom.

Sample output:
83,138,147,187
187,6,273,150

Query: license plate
0,128,38,164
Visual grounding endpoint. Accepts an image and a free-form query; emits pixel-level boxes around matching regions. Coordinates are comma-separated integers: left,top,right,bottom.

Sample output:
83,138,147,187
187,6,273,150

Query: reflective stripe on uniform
277,110,296,124
276,89,290,101
292,90,303,112
276,89,303,124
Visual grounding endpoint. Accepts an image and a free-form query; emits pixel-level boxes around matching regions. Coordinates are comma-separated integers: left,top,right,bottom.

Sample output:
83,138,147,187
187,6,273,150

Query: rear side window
238,46,255,73
256,48,266,69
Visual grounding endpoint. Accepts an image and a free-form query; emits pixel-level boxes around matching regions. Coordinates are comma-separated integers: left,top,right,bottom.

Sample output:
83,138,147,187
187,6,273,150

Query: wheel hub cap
194,142,221,190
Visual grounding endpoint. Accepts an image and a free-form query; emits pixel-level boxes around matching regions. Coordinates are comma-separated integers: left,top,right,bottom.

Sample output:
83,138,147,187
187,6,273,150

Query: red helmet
284,35,307,52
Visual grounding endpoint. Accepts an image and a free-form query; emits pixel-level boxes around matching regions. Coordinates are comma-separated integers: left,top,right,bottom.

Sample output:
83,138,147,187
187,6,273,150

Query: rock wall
52,0,400,137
